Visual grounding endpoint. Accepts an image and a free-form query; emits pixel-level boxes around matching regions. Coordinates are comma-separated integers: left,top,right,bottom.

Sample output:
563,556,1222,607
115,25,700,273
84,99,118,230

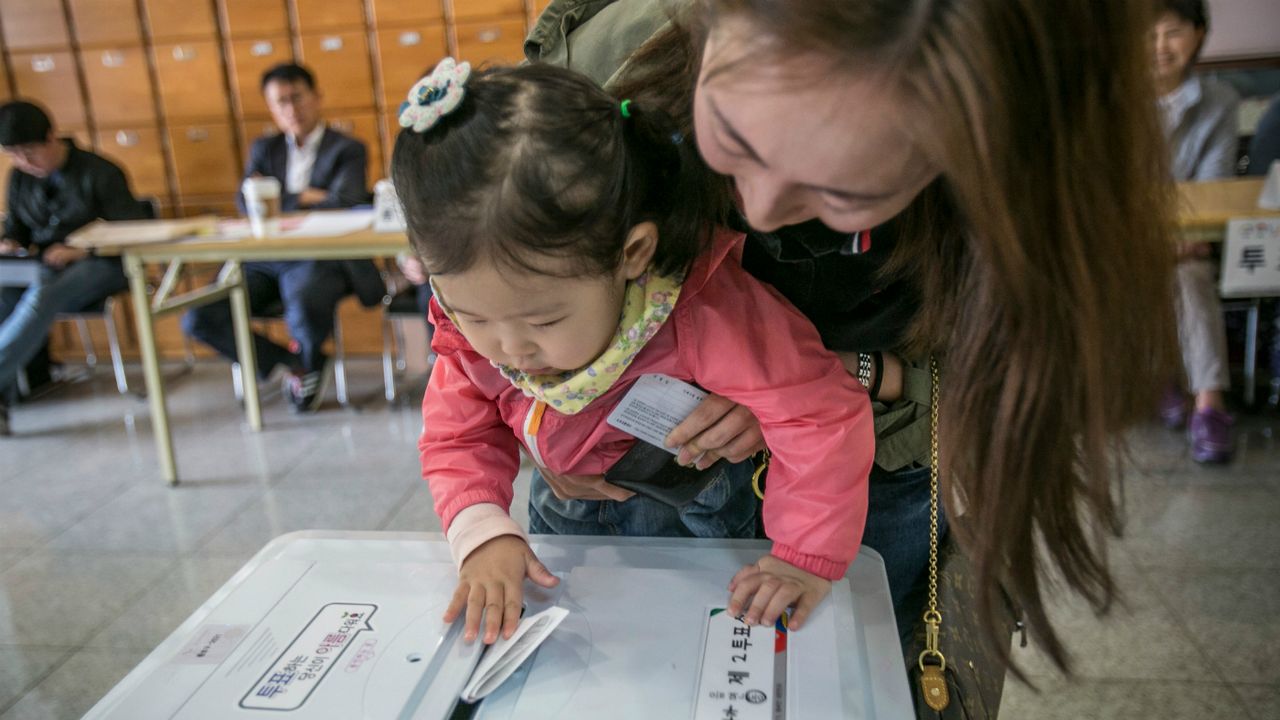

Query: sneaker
1189,407,1234,464
1159,385,1189,430
285,356,333,413
0,401,10,437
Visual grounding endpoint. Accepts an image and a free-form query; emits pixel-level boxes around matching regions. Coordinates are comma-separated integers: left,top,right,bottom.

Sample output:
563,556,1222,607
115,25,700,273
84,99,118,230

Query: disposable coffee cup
242,176,282,238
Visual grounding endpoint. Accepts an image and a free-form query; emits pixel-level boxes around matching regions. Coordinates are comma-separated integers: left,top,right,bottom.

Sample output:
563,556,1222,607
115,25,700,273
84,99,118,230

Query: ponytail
618,99,733,278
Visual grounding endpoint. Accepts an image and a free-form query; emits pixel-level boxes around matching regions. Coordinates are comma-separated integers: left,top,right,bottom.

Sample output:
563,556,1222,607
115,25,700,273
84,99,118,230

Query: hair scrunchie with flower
399,57,472,133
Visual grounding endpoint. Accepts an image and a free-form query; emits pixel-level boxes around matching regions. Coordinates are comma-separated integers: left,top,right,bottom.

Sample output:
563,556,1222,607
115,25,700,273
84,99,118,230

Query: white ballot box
84,532,912,720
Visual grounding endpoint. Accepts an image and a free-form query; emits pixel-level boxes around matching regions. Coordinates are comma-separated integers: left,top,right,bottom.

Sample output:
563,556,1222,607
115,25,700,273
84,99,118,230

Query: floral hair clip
399,57,472,133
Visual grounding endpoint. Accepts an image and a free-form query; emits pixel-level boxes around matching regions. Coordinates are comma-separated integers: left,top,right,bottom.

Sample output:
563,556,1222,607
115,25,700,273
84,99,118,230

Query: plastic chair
55,294,130,394
381,286,428,403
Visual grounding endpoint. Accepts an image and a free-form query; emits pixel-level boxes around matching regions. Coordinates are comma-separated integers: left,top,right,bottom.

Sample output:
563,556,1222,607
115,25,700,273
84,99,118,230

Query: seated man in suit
0,101,148,436
183,63,377,413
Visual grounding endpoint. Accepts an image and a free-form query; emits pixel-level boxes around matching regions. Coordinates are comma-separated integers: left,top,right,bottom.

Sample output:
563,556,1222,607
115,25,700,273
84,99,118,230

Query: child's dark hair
391,63,730,279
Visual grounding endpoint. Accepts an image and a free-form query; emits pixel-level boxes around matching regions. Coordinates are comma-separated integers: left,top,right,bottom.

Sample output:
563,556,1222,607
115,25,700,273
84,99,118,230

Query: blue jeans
182,260,350,377
528,459,758,539
0,256,127,396
861,464,949,642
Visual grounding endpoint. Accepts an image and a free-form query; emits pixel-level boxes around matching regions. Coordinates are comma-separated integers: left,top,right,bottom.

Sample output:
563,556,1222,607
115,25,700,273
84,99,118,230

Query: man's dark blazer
238,126,383,307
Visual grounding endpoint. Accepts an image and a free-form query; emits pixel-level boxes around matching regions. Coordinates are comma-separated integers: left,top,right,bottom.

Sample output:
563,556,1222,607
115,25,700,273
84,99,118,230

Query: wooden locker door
68,0,143,47
11,52,88,130
376,25,448,110
0,153,12,213
294,0,366,34
0,54,11,102
369,0,444,28
451,0,525,21
219,0,289,38
168,123,241,196
455,17,527,68
327,113,383,184
0,0,70,50
81,47,157,127
144,0,217,41
239,117,279,149
228,36,292,118
299,32,375,111
95,126,170,198
153,41,231,122
178,195,239,217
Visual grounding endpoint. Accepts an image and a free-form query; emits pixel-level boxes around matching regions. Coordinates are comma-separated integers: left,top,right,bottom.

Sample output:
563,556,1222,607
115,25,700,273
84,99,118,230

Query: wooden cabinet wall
10,50,89,130
152,41,232,122
2,0,543,362
68,0,144,48
299,31,376,111
80,46,155,126
376,25,449,109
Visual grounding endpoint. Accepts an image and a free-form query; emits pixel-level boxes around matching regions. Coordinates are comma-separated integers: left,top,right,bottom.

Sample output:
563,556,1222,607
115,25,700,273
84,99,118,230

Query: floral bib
490,270,681,414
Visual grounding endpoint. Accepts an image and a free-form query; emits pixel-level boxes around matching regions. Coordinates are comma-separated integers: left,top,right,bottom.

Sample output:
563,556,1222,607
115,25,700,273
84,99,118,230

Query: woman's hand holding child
728,555,832,631
443,535,560,644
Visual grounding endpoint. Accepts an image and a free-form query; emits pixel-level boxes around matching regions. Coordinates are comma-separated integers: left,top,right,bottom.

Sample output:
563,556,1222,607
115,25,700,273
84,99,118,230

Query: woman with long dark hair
526,0,1177,680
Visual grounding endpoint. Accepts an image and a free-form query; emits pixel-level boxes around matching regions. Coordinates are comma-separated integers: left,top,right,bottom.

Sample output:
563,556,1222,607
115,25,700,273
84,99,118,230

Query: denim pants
182,260,349,377
861,463,949,643
0,255,127,396
528,459,758,539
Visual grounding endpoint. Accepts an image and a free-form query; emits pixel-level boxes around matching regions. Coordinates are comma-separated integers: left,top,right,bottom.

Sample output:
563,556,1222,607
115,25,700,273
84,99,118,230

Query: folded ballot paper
461,606,569,701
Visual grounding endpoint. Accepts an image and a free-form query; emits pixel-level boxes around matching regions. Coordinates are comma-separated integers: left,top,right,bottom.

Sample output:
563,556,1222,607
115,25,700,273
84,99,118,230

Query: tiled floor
1,362,1277,718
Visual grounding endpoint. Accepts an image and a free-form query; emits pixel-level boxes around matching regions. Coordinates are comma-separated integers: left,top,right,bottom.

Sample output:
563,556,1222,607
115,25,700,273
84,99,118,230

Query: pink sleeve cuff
770,542,850,581
445,503,528,568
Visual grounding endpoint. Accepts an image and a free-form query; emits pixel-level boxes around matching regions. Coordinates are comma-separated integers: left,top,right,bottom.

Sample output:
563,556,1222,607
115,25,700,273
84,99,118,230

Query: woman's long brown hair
618,0,1179,675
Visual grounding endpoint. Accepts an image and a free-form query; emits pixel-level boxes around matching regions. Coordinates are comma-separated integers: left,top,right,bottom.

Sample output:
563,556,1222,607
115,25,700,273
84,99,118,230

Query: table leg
226,261,262,431
1245,299,1259,408
126,254,178,485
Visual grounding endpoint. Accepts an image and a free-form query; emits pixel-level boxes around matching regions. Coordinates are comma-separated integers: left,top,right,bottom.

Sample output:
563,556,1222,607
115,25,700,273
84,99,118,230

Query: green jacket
525,0,676,89
525,0,934,470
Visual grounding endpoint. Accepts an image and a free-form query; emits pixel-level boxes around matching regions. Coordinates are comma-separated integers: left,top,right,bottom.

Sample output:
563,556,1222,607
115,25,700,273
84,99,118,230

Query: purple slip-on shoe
1189,407,1234,464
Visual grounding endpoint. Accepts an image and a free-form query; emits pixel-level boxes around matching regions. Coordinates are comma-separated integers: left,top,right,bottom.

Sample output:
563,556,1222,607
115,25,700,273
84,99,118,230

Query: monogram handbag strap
917,355,950,712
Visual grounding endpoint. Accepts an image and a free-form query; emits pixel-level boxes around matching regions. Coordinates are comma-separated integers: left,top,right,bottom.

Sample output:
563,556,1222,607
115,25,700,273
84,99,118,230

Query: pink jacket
420,229,873,580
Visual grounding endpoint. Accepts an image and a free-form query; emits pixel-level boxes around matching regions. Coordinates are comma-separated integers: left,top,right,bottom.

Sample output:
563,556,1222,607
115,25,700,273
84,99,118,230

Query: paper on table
277,209,375,238
67,216,219,249
460,606,570,703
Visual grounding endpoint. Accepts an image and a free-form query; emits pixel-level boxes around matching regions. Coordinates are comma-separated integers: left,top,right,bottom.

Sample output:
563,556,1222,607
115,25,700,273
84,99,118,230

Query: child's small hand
443,535,559,644
727,555,832,631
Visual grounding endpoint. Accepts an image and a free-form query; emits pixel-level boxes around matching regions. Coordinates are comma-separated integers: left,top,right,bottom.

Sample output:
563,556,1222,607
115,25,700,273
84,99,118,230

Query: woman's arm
666,349,905,469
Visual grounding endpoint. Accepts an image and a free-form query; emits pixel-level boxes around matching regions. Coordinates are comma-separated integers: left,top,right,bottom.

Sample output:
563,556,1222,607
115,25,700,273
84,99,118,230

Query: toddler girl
393,59,874,645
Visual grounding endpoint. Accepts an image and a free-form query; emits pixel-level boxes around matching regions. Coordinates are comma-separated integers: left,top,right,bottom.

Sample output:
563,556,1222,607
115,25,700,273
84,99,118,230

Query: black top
742,218,918,352
3,140,147,254
238,126,369,213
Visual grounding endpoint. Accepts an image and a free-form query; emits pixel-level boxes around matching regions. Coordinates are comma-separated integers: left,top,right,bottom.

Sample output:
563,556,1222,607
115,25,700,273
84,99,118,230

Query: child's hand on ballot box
727,555,832,631
445,535,560,644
